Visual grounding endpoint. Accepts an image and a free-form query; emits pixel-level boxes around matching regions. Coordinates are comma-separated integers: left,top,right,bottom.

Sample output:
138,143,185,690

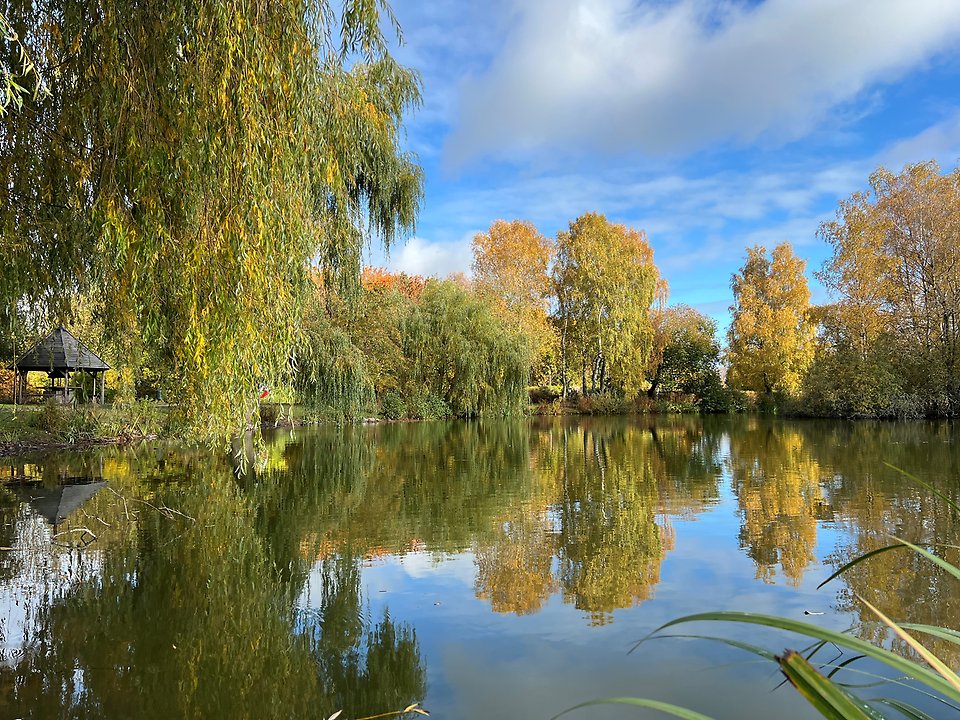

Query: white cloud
386,233,475,278
446,0,960,165
878,111,960,169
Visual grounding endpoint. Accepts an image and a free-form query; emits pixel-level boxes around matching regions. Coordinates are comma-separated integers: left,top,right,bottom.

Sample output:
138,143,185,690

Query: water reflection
0,417,956,718
0,446,426,720
727,418,829,586
806,421,960,666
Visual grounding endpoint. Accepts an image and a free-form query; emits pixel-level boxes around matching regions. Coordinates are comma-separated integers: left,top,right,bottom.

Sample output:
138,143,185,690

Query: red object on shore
259,388,269,399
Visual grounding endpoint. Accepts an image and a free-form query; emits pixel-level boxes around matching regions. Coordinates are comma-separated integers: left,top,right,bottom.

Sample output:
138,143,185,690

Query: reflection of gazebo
12,326,110,403
14,480,107,526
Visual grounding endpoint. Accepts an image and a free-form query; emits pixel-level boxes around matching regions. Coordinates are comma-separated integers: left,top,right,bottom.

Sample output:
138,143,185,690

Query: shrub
528,385,561,404
65,409,98,443
36,400,68,434
576,392,631,415
405,392,450,420
379,391,406,420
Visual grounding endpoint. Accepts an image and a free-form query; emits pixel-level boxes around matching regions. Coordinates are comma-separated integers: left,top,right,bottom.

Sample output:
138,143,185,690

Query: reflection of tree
807,421,960,666
310,553,426,716
475,417,722,624
0,450,426,720
475,507,558,615
728,419,826,586
249,416,720,625
555,424,671,624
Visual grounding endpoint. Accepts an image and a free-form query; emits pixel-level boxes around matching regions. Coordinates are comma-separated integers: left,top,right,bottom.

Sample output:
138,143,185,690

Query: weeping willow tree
296,276,533,419
0,0,422,435
402,280,532,417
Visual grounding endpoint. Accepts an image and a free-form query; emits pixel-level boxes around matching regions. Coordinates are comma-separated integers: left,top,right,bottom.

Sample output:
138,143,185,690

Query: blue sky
367,0,960,327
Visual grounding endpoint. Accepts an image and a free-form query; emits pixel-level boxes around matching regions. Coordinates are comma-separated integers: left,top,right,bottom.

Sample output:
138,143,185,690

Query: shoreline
0,434,159,460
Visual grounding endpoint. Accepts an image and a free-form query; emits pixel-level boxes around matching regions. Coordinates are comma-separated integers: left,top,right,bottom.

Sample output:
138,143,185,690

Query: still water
0,416,957,719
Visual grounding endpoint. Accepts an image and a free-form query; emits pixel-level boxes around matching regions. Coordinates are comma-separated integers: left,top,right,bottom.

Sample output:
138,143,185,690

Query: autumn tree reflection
475,417,722,624
727,418,828,586
810,421,960,666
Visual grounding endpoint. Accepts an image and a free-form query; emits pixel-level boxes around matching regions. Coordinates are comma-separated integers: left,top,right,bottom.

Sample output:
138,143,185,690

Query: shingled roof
15,326,110,373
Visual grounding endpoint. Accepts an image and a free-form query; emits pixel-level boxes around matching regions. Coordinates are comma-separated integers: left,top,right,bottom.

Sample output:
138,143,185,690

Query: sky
366,0,960,327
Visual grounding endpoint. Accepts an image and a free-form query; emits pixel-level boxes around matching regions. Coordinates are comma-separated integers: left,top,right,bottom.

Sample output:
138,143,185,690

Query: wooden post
100,371,105,404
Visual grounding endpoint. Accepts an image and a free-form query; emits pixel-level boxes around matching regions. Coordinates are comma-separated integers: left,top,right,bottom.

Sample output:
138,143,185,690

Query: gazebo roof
15,326,110,373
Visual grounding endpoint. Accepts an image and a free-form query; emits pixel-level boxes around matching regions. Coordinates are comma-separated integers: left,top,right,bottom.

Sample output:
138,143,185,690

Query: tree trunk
560,316,568,400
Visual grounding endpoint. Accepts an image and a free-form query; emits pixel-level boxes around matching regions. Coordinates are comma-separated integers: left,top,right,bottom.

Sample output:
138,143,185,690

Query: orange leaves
360,266,425,300
472,220,554,371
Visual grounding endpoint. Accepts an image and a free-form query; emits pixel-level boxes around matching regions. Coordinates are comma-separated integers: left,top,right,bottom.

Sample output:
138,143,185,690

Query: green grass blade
871,697,935,720
855,594,960,693
816,664,960,711
890,536,960,583
645,633,777,661
553,697,716,720
826,654,867,679
883,463,960,515
818,544,906,589
777,650,885,720
644,612,960,704
818,535,960,591
900,625,960,646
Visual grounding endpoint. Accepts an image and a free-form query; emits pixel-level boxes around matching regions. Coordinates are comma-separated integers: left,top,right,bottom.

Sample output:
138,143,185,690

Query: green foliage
401,280,531,417
686,371,735,414
402,390,451,420
0,11,48,114
0,0,422,438
800,327,914,419
649,306,719,393
379,391,406,420
553,213,661,399
295,278,531,420
647,305,730,412
295,292,374,422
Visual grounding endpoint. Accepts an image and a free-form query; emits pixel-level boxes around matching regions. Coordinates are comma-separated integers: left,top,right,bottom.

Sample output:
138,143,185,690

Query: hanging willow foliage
401,280,532,418
294,287,373,421
0,0,422,436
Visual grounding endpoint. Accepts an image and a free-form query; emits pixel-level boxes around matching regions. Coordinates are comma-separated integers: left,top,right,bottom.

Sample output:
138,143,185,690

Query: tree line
1,3,957,429
730,161,960,418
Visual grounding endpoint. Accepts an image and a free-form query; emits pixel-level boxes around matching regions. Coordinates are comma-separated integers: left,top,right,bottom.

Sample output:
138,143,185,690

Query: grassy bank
0,401,175,457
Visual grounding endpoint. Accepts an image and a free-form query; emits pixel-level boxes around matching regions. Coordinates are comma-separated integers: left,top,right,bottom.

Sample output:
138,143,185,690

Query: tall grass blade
890,536,960,583
644,612,960,704
825,654,866,679
817,544,905,590
883,463,960,515
856,594,960,693
554,697,716,720
644,633,777,661
900,624,960,646
776,651,884,719
870,698,935,720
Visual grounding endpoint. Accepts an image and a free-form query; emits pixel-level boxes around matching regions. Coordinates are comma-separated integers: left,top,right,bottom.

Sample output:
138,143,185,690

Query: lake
1,416,958,719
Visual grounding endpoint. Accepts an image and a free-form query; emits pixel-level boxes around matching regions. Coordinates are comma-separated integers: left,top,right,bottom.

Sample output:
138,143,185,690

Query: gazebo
12,326,110,404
